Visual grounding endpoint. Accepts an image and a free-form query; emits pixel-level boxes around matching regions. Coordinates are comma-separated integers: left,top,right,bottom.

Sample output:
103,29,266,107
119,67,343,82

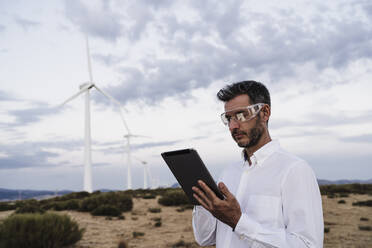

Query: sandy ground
0,194,371,248
322,194,372,248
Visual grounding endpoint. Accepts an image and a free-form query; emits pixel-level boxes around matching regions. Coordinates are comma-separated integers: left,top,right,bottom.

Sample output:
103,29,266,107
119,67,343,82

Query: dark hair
217,80,271,106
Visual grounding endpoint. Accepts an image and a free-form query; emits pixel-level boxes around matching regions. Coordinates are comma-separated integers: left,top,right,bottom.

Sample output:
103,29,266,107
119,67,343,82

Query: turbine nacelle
80,83,94,90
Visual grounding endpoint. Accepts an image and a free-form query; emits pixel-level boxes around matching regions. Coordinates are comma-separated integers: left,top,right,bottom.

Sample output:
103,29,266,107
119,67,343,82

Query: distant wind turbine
123,133,149,189
132,156,152,189
59,36,130,193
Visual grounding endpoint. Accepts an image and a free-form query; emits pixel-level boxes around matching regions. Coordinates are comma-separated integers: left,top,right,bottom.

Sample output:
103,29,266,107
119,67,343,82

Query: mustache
231,129,247,136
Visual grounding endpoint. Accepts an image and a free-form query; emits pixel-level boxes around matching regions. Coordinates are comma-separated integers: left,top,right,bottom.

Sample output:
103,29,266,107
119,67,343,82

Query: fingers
197,180,217,200
192,185,211,208
218,182,233,199
192,192,210,210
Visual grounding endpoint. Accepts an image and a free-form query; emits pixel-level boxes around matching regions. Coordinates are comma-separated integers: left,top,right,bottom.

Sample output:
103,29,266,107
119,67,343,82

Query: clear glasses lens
221,103,263,126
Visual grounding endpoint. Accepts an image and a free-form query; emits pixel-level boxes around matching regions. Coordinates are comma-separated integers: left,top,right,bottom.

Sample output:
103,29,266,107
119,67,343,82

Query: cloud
339,134,372,143
99,139,182,155
14,17,40,31
63,0,124,42
84,0,372,106
0,24,5,32
92,53,124,67
0,142,59,170
271,110,372,130
0,90,14,101
303,152,372,180
8,104,62,127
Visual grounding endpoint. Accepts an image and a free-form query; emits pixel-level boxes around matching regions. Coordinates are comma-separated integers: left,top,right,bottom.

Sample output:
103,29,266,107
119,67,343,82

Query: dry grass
1,194,371,248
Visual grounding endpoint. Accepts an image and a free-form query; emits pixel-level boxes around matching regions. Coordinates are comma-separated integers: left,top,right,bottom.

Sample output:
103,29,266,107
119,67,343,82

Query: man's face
224,95,265,148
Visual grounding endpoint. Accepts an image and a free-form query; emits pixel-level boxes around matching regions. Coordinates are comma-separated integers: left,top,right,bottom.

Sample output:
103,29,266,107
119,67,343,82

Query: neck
244,131,272,161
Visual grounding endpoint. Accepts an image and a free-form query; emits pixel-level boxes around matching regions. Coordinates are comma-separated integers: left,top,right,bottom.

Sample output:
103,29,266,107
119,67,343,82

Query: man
192,81,324,247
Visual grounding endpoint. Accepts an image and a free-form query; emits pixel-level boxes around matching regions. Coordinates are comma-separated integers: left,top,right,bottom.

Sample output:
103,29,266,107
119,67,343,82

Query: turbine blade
86,36,94,83
126,134,150,138
94,85,131,134
59,87,89,107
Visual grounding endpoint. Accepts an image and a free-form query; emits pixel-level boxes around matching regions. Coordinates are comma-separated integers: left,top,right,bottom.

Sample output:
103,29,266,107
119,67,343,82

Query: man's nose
228,118,240,131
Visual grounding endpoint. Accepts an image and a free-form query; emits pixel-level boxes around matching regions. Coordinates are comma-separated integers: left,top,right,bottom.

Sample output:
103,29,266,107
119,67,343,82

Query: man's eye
236,113,246,121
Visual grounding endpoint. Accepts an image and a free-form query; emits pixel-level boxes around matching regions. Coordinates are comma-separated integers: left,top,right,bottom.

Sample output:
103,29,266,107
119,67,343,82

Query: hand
192,180,242,229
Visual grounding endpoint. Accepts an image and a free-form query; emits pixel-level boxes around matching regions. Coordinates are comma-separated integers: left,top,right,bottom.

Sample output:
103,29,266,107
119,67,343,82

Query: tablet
161,148,224,205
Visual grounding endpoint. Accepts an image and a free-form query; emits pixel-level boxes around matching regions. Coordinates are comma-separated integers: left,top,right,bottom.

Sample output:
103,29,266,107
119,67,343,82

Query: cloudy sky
1,0,371,191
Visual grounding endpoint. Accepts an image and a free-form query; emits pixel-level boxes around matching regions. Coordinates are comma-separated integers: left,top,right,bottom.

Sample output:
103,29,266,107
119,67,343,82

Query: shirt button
239,234,245,240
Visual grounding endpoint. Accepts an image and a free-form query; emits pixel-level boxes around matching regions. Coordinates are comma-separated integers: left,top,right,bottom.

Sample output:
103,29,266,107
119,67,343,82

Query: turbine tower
133,156,151,189
60,36,129,193
123,133,149,189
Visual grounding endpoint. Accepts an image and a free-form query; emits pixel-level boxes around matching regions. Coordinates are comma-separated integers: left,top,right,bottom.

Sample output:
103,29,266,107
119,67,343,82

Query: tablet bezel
161,148,223,205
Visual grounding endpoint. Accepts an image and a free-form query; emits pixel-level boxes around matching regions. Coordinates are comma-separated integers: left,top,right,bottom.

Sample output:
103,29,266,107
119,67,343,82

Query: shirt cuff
233,213,261,240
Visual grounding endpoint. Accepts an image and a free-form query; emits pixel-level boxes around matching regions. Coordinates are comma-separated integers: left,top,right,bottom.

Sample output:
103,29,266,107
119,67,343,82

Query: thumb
218,182,233,199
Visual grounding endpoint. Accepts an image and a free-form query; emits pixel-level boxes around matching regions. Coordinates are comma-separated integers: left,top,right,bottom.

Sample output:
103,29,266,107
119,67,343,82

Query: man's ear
261,105,271,122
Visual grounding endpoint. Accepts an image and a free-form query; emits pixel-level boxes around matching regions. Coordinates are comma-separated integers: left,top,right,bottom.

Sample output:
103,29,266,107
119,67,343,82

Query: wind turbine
60,36,130,193
132,156,152,189
123,133,150,189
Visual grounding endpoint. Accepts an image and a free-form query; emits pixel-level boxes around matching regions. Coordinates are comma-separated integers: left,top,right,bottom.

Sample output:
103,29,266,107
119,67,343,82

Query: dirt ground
0,194,371,248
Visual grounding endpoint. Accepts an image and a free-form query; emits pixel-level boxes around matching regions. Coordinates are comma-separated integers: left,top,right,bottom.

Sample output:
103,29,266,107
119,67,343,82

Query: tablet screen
161,148,223,205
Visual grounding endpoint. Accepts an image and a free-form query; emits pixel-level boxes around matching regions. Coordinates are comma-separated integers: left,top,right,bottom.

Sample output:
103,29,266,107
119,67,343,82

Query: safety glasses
220,103,264,126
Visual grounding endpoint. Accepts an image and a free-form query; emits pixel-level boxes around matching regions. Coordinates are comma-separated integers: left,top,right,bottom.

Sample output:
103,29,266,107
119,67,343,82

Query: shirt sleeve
192,205,217,246
234,161,324,248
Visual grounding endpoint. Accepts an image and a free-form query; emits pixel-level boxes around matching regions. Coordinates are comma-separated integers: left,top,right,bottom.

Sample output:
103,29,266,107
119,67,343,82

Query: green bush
55,191,90,201
142,193,156,199
320,184,372,195
132,231,145,238
352,200,372,207
148,207,161,213
80,192,133,213
91,205,121,217
358,225,372,231
15,200,45,214
0,213,84,248
171,240,194,247
118,240,128,248
55,199,80,211
158,190,190,206
0,202,16,212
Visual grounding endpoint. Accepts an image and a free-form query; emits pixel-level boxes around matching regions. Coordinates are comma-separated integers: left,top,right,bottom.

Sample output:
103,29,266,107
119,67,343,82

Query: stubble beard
232,118,264,149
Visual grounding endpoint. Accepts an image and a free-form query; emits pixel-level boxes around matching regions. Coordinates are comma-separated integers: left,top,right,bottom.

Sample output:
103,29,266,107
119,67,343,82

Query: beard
231,117,264,149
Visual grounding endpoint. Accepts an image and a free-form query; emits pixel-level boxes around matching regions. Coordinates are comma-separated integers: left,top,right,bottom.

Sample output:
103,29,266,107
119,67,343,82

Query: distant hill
0,188,73,202
173,179,372,188
317,178,372,185
1,178,372,201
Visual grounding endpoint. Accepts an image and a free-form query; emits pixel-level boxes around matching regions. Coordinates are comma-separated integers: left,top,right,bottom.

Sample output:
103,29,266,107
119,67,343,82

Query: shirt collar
244,140,280,167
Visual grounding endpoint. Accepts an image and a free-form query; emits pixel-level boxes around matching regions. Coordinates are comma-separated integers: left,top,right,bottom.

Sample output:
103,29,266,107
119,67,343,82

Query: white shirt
192,140,324,248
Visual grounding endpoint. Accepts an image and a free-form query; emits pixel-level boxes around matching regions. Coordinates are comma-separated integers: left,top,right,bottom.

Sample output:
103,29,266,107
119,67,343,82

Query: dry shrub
118,240,128,248
171,239,195,247
352,200,372,207
80,192,133,213
0,213,84,248
91,205,121,217
148,207,161,213
15,200,45,214
158,190,190,206
0,202,16,212
358,225,372,231
132,231,145,238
